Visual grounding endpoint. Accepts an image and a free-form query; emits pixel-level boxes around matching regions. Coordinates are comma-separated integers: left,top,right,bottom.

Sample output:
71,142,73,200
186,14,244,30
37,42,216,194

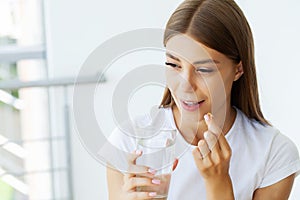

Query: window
1,1,71,199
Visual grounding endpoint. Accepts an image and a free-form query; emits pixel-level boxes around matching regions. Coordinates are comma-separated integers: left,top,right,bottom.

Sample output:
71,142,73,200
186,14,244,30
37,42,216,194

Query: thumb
127,150,142,164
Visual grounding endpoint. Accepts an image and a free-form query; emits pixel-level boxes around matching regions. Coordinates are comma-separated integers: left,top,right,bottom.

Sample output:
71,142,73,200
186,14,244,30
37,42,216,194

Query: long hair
160,0,269,125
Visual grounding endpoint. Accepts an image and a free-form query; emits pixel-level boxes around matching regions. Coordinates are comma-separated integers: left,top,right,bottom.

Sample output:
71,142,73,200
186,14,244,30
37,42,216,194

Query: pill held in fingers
204,113,213,121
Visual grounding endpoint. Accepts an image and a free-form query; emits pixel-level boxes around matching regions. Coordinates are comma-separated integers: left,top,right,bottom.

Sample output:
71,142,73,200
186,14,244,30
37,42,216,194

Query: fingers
202,113,231,160
127,164,156,176
197,139,209,158
192,113,232,180
203,130,219,151
123,176,161,192
126,163,156,180
194,113,231,159
192,145,210,172
192,147,203,167
123,171,162,199
126,150,156,178
217,133,232,160
127,150,142,164
204,113,230,152
123,165,160,199
127,191,158,200
197,130,220,157
123,150,164,199
204,113,222,136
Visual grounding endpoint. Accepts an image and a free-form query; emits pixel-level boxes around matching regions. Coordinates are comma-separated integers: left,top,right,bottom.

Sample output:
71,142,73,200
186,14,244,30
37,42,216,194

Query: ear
234,61,244,81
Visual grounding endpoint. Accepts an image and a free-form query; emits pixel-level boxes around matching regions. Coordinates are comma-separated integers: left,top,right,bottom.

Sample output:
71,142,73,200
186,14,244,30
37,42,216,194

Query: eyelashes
165,62,215,73
196,68,214,73
165,62,179,68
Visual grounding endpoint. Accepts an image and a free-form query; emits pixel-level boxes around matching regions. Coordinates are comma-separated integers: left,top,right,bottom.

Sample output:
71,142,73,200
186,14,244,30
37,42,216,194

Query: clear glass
136,128,176,199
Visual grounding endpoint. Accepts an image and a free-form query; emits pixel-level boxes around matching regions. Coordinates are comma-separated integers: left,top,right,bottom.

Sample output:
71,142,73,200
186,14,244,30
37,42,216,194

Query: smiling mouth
182,100,205,105
180,99,205,111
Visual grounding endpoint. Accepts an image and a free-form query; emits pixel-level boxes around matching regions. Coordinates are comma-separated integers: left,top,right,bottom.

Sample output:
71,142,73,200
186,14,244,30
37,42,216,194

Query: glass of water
136,128,177,199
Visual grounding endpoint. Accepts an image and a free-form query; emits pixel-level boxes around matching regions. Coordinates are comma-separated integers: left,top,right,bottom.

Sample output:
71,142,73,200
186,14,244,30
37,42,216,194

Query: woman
107,0,300,199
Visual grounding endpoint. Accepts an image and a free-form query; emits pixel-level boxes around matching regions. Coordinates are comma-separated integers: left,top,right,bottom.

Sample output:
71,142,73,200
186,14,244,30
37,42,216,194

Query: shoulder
233,108,300,187
233,108,298,154
233,108,284,143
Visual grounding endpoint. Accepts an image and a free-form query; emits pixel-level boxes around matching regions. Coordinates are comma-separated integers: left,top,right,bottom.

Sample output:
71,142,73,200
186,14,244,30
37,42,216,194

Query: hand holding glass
135,128,176,199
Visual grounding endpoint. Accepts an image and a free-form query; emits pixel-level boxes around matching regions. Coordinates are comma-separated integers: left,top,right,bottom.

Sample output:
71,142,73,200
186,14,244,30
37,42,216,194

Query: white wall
44,0,300,199
237,1,300,198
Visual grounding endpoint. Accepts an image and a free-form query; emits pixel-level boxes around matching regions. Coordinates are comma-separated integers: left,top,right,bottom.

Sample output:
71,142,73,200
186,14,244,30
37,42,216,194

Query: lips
182,100,204,105
181,99,205,111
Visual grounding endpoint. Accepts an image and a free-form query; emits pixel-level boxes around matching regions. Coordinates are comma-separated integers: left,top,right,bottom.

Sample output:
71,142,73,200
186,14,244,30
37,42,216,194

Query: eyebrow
166,52,220,65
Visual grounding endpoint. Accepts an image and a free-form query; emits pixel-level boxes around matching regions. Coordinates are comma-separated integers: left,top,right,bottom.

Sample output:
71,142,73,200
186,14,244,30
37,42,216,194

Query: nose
179,64,197,92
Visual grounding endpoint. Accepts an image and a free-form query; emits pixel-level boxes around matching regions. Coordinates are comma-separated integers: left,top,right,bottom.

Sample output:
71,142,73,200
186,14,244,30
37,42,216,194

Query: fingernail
152,179,161,185
148,168,156,174
135,150,142,155
198,140,205,146
149,192,157,197
204,113,212,121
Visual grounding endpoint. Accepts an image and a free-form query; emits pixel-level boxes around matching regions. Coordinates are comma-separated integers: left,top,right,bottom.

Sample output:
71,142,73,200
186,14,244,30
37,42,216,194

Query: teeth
183,101,199,105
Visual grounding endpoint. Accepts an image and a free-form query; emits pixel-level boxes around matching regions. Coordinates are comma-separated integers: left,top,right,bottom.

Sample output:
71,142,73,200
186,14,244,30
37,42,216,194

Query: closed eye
196,68,214,73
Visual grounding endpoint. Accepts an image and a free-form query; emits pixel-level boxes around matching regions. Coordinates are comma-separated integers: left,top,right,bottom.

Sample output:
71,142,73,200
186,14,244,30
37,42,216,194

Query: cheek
165,69,180,105
165,69,192,94
222,71,235,95
165,68,178,90
203,75,228,105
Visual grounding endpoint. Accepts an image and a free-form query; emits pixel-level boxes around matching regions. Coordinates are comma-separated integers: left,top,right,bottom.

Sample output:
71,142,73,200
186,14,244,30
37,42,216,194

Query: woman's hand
192,113,234,200
120,150,179,200
107,148,178,200
121,150,160,200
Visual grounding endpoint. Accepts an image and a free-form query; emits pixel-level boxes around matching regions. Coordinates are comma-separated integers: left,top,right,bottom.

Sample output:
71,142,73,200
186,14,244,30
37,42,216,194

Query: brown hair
160,0,270,125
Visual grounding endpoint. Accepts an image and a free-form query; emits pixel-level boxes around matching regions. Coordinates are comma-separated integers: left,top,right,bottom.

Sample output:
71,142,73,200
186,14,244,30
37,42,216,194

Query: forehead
165,34,223,63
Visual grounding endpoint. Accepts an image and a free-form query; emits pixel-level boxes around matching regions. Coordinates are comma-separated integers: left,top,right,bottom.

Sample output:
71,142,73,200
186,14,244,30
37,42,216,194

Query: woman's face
165,34,243,123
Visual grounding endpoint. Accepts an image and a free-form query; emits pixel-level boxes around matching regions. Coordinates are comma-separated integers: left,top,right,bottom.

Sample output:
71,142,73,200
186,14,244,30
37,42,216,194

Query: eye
165,62,181,69
165,62,181,68
196,67,214,73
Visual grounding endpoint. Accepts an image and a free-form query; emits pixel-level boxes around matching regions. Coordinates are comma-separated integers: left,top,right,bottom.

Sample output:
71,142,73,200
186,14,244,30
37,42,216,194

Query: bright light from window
0,134,27,159
0,89,24,110
0,167,28,195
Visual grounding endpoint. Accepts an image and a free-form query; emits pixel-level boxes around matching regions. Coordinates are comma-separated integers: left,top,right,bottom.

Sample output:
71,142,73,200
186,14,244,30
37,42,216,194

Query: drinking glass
136,128,176,199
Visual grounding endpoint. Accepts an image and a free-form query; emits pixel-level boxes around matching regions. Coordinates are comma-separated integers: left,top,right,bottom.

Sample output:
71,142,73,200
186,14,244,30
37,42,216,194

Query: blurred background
0,0,299,199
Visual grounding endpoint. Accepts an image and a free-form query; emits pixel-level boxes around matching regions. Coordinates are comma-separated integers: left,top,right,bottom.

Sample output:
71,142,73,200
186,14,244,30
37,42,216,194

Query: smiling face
165,34,243,129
